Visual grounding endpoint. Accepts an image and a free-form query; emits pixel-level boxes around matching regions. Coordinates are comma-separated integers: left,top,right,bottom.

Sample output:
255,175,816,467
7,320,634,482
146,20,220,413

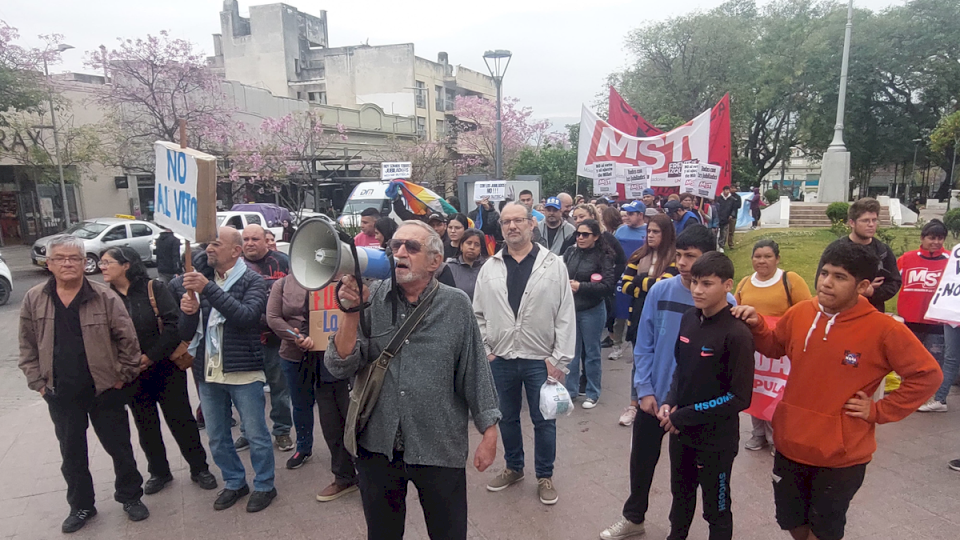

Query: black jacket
716,192,741,222
170,263,269,381
155,231,183,275
469,204,502,242
815,236,902,313
563,244,616,312
111,278,180,366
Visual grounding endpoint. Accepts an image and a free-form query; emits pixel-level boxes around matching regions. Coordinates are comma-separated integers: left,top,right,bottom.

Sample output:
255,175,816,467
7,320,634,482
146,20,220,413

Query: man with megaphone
325,220,502,540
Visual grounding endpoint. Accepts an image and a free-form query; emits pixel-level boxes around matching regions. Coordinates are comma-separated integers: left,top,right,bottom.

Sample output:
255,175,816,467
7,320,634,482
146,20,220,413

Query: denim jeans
489,358,557,479
936,325,960,403
262,342,292,436
566,301,606,401
198,380,275,492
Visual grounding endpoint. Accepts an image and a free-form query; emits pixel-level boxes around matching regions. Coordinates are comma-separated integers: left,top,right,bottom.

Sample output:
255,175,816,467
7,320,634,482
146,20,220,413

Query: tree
509,123,582,195
0,112,105,183
930,110,960,192
0,22,47,116
88,31,233,174
369,136,454,194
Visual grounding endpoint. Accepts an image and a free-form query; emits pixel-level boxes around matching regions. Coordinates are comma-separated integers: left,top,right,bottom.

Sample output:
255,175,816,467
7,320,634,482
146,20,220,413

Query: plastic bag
539,378,574,420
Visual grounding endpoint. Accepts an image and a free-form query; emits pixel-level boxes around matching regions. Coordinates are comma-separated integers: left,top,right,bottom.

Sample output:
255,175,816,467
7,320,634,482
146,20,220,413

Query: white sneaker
744,435,768,451
718,246,725,253
582,398,598,409
600,516,646,540
619,405,638,426
608,345,623,360
918,398,948,412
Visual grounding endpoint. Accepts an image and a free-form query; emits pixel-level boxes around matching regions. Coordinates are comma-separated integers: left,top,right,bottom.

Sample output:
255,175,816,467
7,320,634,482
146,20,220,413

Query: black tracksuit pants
129,359,209,477
666,435,736,540
622,410,668,524
46,388,144,511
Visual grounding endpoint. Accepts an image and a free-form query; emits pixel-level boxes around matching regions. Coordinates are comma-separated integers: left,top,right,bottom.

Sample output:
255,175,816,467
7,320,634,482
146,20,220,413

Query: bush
875,227,895,246
763,189,780,204
943,209,960,239
829,221,851,238
826,202,850,224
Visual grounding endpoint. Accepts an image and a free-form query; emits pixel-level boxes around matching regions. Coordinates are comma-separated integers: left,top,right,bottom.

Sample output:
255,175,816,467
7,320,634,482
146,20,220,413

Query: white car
0,251,12,306
32,217,164,275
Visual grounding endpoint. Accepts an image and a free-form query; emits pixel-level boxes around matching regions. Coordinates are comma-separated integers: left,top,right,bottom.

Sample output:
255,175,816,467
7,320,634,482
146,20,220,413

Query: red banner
744,316,790,422
608,87,664,138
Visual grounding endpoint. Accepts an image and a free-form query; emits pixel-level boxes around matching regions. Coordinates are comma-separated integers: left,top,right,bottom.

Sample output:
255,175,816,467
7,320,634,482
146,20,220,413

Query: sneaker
601,337,615,348
286,451,312,470
246,488,277,513
235,436,250,451
486,468,525,492
214,485,250,511
600,516,646,540
143,474,173,495
275,434,295,452
744,435,768,451
62,508,97,533
918,398,948,412
197,419,205,430
191,470,218,490
608,345,623,360
771,446,776,457
619,405,638,426
582,398,598,409
537,477,558,505
316,481,359,502
949,459,960,472
718,246,725,253
122,500,149,522
230,417,238,428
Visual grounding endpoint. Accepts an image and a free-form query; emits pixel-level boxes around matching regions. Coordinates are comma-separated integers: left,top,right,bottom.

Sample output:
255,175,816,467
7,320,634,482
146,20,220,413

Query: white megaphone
288,218,392,290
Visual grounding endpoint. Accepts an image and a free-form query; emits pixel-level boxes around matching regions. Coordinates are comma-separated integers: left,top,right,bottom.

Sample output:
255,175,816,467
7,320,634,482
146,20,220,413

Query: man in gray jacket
327,220,501,540
537,196,576,255
475,202,576,505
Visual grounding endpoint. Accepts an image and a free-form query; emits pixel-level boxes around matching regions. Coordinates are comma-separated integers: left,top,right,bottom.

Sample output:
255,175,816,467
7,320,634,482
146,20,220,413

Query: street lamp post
483,50,512,180
907,138,922,201
42,44,75,228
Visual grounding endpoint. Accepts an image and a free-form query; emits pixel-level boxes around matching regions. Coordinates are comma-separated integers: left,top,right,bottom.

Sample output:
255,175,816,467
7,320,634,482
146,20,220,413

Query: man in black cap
665,200,702,234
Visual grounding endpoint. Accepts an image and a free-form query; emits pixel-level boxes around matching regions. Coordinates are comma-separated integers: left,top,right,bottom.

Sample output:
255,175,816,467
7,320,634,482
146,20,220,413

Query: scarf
189,258,248,364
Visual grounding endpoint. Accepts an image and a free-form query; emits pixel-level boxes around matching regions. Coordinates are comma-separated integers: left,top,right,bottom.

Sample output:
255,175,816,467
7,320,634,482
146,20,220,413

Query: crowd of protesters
17,186,954,540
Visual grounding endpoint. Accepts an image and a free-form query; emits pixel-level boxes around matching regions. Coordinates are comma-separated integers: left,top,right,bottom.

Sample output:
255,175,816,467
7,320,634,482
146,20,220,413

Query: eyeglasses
97,260,120,268
575,231,595,238
498,218,529,227
388,239,423,254
48,256,85,265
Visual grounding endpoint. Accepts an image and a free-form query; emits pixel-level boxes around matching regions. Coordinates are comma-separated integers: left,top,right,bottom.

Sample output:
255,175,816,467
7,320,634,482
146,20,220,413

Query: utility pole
483,50,512,180
43,44,75,228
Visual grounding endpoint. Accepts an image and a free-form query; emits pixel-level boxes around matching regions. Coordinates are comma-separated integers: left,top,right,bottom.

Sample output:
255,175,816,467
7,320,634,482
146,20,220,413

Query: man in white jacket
474,202,577,506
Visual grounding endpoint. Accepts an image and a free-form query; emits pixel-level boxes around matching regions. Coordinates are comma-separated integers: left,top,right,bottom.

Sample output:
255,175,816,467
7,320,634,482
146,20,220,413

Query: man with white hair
327,220,501,539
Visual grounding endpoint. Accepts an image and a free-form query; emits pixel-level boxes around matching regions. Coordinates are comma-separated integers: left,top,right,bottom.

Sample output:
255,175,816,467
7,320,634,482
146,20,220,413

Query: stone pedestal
818,151,850,203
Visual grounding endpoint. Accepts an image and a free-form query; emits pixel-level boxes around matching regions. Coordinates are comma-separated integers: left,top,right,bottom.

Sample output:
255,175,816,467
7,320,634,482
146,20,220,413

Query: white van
338,181,407,227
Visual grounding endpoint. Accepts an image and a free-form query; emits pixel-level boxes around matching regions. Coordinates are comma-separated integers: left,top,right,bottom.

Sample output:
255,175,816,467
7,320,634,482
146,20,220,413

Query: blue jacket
171,264,269,382
633,276,735,405
675,211,702,234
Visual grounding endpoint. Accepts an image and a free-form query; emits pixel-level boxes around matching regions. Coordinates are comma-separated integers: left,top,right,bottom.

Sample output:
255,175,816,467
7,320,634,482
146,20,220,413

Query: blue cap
642,188,655,196
622,201,646,213
544,197,562,209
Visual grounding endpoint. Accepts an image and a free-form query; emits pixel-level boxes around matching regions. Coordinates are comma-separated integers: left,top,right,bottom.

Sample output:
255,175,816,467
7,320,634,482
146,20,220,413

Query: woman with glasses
445,228,489,301
562,219,616,409
99,247,217,494
444,214,470,259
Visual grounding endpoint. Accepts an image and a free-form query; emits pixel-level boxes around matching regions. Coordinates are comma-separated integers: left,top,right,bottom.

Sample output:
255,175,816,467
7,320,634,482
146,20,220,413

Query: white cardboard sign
153,141,217,242
593,161,616,195
622,166,652,199
925,244,960,325
474,180,507,202
381,161,412,180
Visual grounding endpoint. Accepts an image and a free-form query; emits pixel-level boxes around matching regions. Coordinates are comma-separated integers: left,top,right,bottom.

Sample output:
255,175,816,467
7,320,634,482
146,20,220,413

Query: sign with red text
308,284,344,352
592,161,617,195
620,164,652,199
680,163,722,200
744,316,791,422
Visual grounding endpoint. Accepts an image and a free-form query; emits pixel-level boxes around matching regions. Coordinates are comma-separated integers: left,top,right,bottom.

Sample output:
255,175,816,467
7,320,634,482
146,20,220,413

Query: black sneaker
246,488,277,513
286,451,312,470
234,436,250,451
601,337,614,348
197,419,205,430
123,500,149,522
143,474,174,495
62,508,97,533
191,470,218,490
214,485,250,511
949,459,960,472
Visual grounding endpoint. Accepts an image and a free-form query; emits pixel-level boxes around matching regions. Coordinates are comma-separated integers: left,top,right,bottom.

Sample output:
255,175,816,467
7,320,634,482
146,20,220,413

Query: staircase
788,204,891,228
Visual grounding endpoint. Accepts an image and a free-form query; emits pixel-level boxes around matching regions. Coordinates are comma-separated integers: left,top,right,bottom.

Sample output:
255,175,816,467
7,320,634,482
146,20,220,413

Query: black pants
667,436,736,540
355,447,467,540
46,388,144,511
317,379,357,484
130,359,208,477
622,410,667,524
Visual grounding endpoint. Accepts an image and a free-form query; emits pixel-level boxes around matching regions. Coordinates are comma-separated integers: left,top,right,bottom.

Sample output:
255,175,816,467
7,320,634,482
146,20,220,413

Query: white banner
925,244,960,325
593,161,616,195
381,161,412,180
154,141,217,242
474,180,507,202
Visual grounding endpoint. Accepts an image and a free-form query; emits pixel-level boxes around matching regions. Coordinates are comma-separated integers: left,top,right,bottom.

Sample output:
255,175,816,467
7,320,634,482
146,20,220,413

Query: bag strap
375,280,440,367
782,271,793,306
147,280,162,333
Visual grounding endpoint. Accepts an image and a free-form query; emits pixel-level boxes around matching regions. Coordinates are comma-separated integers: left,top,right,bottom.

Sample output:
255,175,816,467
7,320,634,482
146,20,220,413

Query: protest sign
680,161,700,193
308,285,345,352
690,164,722,199
474,180,507,202
380,161,412,180
744,316,790,422
925,244,960,325
153,141,217,243
593,161,616,195
621,165,652,199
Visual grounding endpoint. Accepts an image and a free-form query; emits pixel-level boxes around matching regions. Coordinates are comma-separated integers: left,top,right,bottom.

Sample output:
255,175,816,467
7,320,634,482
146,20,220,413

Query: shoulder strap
147,280,163,333
379,280,440,363
735,276,748,298
782,271,793,306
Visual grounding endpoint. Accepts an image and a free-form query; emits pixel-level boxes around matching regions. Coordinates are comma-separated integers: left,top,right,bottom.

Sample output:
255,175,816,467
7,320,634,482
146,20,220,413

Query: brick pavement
1,352,960,539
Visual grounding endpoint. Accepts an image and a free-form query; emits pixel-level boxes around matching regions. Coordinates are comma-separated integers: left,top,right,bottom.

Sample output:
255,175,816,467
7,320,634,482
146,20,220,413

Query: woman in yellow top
734,239,812,455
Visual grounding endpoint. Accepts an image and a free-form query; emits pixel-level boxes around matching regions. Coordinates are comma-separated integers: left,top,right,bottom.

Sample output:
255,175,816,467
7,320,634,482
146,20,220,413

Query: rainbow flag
385,180,457,216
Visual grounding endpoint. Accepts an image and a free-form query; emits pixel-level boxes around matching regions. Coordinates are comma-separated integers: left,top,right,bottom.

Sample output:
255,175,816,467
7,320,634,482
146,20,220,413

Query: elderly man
327,220,501,540
537,197,576,255
171,227,276,513
19,235,148,533
475,203,575,505
235,224,294,452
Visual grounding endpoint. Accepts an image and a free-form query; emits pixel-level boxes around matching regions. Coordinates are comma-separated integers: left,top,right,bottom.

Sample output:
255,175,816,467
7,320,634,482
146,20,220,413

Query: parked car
32,217,163,275
217,209,284,238
0,251,11,306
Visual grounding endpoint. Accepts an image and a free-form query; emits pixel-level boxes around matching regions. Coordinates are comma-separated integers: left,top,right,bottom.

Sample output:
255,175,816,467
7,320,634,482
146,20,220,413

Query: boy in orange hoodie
732,241,941,540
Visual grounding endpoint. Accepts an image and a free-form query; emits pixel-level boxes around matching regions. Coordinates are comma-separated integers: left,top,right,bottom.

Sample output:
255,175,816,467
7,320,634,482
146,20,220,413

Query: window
435,85,444,111
415,81,426,109
130,223,152,237
245,214,262,226
297,91,303,100
307,91,326,104
102,226,128,242
417,117,426,139
436,120,446,138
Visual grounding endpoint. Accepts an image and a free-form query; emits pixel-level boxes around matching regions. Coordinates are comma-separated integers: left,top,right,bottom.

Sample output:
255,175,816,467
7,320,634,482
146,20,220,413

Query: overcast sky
2,0,902,131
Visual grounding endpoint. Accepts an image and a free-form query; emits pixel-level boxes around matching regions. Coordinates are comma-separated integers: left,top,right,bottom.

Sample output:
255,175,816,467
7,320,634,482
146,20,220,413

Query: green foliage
509,144,580,197
763,189,780,204
828,221,851,238
942,209,960,239
875,227,895,247
825,202,850,224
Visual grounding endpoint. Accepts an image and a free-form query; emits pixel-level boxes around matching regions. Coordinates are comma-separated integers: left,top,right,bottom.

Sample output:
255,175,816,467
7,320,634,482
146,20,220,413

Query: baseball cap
427,212,446,223
622,201,646,213
544,197,562,210
644,208,660,217
642,188,655,196
664,200,683,213
596,197,611,205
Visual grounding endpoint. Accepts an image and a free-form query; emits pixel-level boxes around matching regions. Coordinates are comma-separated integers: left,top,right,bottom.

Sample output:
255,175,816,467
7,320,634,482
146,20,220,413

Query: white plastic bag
539,378,574,420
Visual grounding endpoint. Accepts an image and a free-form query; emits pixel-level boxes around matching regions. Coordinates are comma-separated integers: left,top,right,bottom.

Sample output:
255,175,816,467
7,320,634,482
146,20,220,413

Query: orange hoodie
752,296,942,468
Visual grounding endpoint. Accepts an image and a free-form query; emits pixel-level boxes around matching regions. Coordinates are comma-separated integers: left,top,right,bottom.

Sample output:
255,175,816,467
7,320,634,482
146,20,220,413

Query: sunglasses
575,231,595,238
388,239,423,254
